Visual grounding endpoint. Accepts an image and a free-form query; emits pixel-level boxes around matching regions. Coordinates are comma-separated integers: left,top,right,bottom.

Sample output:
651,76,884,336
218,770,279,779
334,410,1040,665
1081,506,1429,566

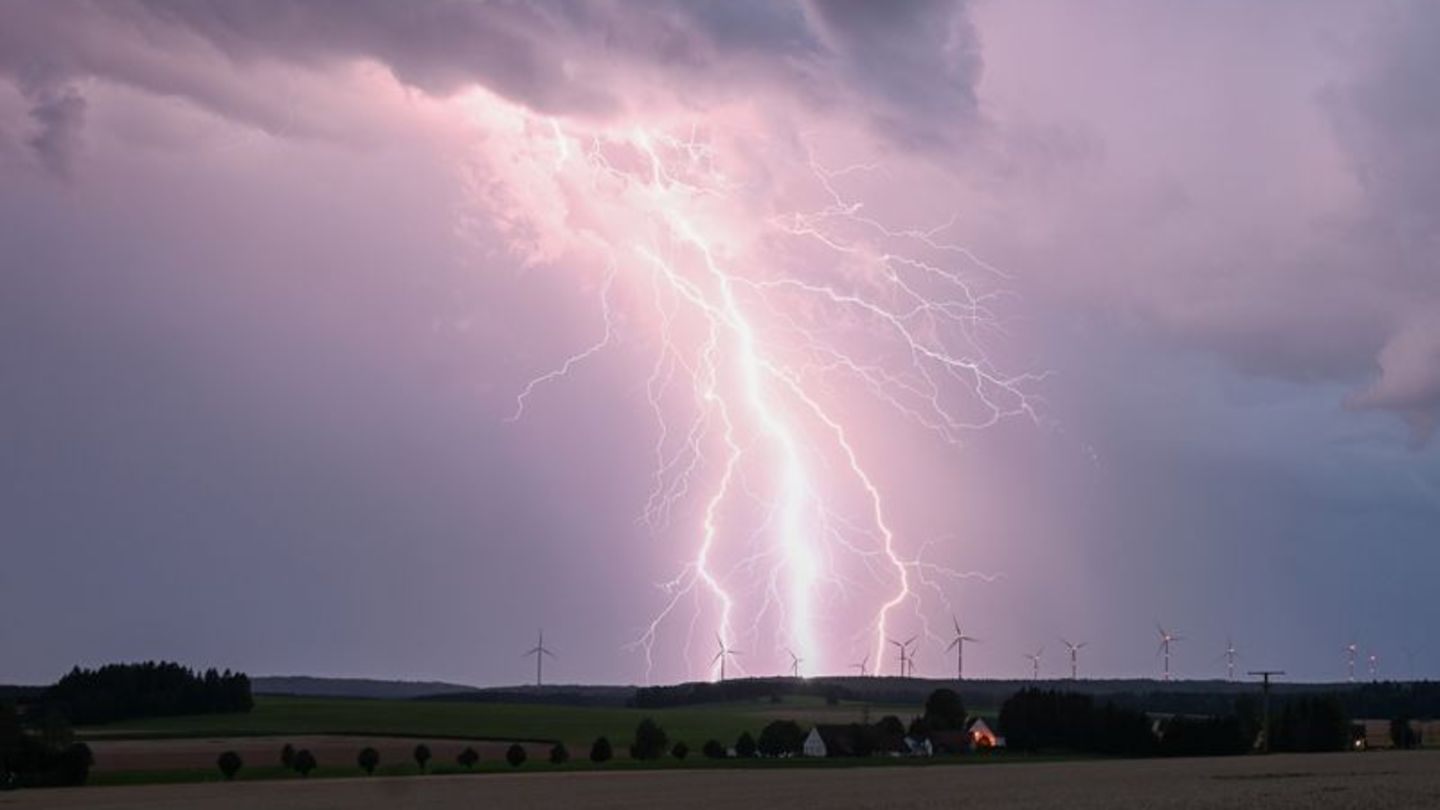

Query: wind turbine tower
523,630,555,687
946,616,980,680
889,636,917,677
1062,639,1087,680
1157,625,1182,681
1346,642,1358,683
711,634,740,682
1224,637,1238,682
851,654,870,677
787,647,804,678
1024,647,1044,681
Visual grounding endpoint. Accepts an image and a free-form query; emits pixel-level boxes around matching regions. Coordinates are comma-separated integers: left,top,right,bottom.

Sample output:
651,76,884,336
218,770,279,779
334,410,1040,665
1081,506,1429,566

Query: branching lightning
469,90,1038,682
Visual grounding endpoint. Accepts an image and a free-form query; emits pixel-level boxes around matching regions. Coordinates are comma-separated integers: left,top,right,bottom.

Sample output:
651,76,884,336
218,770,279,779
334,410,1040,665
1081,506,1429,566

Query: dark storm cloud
0,0,981,170
1325,3,1440,441
19,76,85,178
807,0,981,142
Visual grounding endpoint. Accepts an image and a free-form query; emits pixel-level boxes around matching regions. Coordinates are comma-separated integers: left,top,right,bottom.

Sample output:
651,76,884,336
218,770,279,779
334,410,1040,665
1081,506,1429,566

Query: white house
803,727,828,757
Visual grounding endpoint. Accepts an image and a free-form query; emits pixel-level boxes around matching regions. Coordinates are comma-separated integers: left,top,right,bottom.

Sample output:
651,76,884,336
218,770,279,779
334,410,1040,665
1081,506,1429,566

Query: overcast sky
2,1,1437,687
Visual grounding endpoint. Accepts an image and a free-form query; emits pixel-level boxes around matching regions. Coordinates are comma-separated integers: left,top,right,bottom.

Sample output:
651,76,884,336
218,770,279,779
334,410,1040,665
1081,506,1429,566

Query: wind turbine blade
711,650,724,665
953,615,962,637
903,635,917,647
946,638,959,652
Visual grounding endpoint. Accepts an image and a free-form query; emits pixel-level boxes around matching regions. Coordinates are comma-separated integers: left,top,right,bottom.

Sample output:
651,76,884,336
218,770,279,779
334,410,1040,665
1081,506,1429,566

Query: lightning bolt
467,89,1037,683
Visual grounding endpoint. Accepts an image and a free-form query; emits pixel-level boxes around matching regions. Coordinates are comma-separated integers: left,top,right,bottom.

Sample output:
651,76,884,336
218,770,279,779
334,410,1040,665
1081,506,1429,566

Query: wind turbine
523,629,555,687
851,653,870,677
787,647,804,678
946,616,980,680
1368,651,1379,681
1061,638,1087,680
888,636,916,677
1024,647,1044,681
1345,642,1358,683
1156,625,1182,681
1215,634,1238,677
711,633,740,682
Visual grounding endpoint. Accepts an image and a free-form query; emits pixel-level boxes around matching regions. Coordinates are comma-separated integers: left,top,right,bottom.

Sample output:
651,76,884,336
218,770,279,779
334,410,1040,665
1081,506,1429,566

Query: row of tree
43,662,252,725
997,688,1358,756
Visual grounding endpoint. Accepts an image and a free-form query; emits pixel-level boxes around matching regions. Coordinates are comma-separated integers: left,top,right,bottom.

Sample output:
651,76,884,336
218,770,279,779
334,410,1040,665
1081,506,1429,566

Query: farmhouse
966,717,1003,749
802,725,856,757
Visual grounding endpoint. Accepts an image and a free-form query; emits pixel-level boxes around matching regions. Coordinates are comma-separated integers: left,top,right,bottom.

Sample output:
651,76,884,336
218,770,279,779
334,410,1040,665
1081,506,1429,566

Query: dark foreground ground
4,750,1437,809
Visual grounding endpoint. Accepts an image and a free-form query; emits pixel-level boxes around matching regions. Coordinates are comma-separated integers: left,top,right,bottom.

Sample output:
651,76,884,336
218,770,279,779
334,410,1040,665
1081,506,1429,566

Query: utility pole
1249,670,1284,753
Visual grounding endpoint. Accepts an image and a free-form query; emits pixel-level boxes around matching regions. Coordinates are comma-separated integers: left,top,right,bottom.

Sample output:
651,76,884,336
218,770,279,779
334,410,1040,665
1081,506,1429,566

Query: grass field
80,694,919,753
19,751,1440,809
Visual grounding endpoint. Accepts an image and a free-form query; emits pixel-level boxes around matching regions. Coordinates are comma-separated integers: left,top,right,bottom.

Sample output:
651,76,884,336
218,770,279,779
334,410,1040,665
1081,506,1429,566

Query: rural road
3,750,1437,809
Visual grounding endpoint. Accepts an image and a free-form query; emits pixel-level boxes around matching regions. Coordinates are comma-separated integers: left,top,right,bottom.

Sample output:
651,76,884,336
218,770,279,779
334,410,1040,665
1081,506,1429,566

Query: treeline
998,688,1354,757
43,662,252,725
633,677,854,708
1340,682,1440,719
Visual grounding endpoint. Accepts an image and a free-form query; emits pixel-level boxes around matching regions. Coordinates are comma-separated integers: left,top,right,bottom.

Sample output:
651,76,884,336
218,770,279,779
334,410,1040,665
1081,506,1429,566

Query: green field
81,694,920,751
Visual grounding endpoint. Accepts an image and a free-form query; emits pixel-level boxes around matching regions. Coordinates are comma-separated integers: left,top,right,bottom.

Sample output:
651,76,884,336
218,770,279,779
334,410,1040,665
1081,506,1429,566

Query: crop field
80,694,915,755
11,750,1438,809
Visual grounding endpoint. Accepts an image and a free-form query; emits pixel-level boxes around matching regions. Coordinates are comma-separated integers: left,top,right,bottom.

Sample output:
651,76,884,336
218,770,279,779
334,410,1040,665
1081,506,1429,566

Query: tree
549,743,569,765
217,750,242,780
923,688,967,731
757,720,805,757
413,743,432,772
457,747,479,769
671,741,689,760
358,747,380,775
734,731,757,758
589,736,613,763
702,739,726,759
907,716,932,741
293,749,317,777
630,718,669,760
280,743,295,770
1391,716,1419,750
57,743,93,786
874,715,906,740
506,744,527,767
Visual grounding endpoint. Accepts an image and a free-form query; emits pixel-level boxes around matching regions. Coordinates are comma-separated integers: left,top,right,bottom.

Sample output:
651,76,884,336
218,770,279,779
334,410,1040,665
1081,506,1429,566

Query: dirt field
5,750,1437,809
84,735,548,772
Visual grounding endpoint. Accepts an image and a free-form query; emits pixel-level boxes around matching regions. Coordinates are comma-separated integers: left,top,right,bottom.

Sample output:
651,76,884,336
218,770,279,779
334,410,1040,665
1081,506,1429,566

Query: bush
590,736,613,763
358,746,380,775
702,739,726,759
734,731,757,758
280,743,295,769
671,741,689,760
630,718,669,760
55,743,92,786
293,749,317,777
413,743,431,772
457,746,479,769
757,720,805,757
217,750,242,780
506,744,527,767
549,743,569,765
